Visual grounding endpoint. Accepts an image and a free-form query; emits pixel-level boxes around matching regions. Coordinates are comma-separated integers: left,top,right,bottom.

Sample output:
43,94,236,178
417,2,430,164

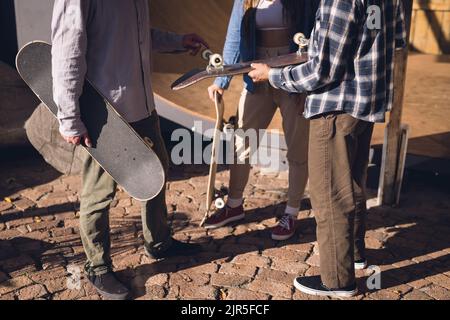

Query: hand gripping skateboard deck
16,41,165,201
200,92,231,227
171,33,309,91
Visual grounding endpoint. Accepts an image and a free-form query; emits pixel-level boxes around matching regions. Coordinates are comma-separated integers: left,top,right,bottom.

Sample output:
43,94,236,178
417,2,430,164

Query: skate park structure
1,0,449,203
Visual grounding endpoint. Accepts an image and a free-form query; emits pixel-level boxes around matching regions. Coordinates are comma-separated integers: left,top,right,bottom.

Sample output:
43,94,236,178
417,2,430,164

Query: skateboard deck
171,51,308,91
201,92,228,227
16,41,165,201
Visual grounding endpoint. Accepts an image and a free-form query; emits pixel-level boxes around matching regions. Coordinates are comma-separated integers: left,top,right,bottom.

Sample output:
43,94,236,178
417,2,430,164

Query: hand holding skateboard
171,33,309,91
182,33,209,56
207,84,225,101
248,63,271,83
62,133,92,148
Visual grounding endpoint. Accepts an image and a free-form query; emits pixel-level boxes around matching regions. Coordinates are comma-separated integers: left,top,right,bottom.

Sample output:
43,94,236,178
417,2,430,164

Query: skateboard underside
16,41,165,201
172,52,308,90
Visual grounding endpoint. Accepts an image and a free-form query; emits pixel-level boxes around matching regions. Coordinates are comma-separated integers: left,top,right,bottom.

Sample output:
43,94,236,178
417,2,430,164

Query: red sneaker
272,214,296,241
204,205,245,229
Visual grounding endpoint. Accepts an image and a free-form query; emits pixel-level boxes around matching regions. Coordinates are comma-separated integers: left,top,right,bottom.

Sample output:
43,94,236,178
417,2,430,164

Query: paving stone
0,228,21,240
420,285,450,300
17,284,48,300
144,285,167,299
178,284,217,300
366,289,401,300
305,254,321,267
0,275,33,295
6,217,34,229
13,198,36,212
0,255,37,276
112,253,142,270
246,279,293,299
185,263,219,275
210,273,252,288
271,259,310,275
219,263,258,278
52,288,86,300
145,273,169,287
293,290,330,300
26,220,62,232
283,243,314,254
225,287,270,300
256,268,296,286
262,248,309,262
0,201,13,212
170,272,210,287
231,254,270,269
41,254,67,271
425,274,450,290
402,289,434,300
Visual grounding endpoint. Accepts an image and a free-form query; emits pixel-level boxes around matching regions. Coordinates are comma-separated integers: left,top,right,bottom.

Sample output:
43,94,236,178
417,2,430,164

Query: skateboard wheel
215,198,226,209
294,33,309,50
223,123,234,135
202,49,213,61
210,54,224,69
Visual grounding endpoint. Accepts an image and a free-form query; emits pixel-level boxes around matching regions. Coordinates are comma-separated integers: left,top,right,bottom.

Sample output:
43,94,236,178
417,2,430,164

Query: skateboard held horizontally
16,41,165,201
171,33,309,91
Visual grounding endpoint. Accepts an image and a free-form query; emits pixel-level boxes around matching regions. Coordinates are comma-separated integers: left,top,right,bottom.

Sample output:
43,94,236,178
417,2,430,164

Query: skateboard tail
171,68,204,90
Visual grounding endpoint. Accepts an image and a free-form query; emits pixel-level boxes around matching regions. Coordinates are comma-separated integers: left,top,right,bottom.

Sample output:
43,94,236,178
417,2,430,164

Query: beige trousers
228,46,310,209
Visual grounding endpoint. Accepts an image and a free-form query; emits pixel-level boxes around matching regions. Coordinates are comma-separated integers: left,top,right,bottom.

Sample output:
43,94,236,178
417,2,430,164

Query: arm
51,0,90,140
268,0,357,94
214,0,244,90
151,28,185,53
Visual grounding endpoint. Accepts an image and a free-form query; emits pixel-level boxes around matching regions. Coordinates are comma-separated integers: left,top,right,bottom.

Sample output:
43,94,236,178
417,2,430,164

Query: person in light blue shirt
204,0,319,242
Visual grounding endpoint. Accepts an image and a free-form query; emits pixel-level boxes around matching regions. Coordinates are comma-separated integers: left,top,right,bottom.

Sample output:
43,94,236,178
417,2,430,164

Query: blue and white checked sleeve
269,0,357,93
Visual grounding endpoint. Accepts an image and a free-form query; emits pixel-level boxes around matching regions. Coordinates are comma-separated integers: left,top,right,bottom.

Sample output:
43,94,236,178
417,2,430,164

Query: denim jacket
214,0,319,93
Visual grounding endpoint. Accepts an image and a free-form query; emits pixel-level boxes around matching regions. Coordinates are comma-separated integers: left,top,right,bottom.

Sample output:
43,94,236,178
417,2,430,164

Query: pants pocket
311,114,336,140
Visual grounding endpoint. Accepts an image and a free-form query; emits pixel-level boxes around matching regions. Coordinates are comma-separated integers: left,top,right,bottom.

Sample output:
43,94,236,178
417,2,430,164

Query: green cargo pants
79,111,172,275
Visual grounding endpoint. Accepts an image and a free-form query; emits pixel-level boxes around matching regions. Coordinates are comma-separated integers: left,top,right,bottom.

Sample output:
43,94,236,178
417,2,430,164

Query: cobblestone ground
0,151,449,300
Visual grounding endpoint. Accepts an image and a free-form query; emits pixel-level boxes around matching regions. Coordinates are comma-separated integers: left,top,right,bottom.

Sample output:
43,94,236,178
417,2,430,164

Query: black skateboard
16,41,165,201
171,33,309,91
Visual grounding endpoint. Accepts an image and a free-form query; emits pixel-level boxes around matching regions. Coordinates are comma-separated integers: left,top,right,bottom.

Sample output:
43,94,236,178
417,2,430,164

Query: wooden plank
379,0,414,206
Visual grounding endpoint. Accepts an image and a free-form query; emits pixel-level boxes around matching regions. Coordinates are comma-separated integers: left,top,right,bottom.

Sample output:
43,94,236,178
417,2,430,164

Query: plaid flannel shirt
269,0,407,123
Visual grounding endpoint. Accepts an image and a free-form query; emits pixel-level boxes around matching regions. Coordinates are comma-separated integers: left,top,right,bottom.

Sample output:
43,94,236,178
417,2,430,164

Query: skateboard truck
202,49,224,73
200,185,228,227
223,116,237,135
213,186,229,209
294,33,309,55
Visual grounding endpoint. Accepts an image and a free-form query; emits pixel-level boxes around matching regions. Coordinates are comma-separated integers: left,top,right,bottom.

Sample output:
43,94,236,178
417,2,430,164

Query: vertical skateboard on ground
200,92,234,227
171,33,309,90
16,41,165,201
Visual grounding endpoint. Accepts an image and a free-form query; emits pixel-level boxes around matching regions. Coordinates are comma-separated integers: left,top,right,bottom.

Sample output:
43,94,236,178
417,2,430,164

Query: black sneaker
145,239,202,260
87,271,130,300
294,276,357,298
